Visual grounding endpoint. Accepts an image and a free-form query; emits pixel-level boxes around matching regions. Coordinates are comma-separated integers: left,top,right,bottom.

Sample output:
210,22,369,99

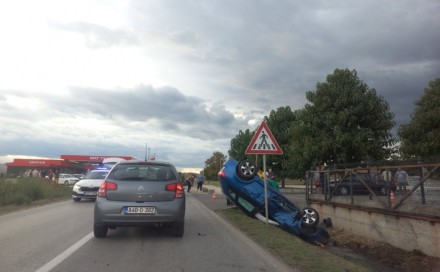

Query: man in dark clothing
186,175,195,192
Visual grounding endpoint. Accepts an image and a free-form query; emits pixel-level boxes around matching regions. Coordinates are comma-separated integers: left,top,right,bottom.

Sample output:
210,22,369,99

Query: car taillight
165,182,184,198
218,170,226,177
97,181,118,198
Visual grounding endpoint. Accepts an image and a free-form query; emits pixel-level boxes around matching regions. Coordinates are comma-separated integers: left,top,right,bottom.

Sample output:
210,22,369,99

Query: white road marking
35,232,94,272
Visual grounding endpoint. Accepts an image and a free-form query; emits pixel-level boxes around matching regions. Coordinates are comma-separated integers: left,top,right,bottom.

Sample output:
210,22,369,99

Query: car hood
75,179,104,187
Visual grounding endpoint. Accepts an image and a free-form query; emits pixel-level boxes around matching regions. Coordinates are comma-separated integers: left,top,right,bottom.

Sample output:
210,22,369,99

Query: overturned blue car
218,159,330,245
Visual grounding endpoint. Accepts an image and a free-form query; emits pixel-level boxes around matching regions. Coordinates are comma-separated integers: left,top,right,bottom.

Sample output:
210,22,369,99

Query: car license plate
84,191,97,196
124,207,156,214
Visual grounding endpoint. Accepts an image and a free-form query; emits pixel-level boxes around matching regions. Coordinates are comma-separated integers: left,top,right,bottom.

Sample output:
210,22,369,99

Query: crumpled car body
218,159,330,245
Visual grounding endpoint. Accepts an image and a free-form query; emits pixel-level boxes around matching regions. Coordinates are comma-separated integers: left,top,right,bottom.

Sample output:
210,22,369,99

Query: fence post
417,156,426,204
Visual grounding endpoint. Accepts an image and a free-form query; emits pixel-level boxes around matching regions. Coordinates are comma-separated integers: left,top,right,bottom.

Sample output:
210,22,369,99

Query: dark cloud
1,0,439,168
126,0,440,127
37,85,249,140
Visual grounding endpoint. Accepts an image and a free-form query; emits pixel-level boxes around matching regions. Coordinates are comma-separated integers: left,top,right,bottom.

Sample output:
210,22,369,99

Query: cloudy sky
0,0,439,171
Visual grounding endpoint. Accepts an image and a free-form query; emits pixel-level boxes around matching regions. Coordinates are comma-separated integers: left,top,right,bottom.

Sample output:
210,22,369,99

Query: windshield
85,171,109,179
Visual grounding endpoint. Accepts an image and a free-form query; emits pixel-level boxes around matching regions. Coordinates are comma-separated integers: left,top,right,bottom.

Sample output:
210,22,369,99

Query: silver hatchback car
93,160,186,238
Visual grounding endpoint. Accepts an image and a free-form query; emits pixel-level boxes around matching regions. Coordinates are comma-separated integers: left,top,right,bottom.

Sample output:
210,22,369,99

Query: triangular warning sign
245,121,283,155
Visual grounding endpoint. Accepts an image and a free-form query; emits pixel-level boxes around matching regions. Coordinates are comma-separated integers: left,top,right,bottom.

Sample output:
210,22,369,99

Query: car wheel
236,160,256,181
301,207,319,228
73,197,81,202
338,186,349,195
171,223,184,237
93,224,108,238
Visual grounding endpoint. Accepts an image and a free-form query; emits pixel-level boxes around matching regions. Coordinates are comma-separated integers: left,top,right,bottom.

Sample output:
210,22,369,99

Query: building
5,155,135,177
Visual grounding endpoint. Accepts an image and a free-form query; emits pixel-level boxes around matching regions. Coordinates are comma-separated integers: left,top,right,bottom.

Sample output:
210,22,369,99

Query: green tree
263,106,297,186
398,78,440,158
203,151,227,180
289,69,395,173
228,129,254,161
287,108,317,176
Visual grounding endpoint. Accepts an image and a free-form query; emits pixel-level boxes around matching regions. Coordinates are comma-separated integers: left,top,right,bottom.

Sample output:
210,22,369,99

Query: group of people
257,168,280,190
25,168,59,182
382,168,409,195
185,173,205,193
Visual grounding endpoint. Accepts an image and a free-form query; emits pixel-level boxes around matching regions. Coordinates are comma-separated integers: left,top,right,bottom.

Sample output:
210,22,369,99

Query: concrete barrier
312,202,440,258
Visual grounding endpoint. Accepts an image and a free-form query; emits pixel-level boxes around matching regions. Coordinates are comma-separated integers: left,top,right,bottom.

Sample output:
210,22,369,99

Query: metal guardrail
305,163,440,219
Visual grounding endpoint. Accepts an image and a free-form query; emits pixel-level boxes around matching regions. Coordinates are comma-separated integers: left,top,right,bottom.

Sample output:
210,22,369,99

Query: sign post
245,121,283,223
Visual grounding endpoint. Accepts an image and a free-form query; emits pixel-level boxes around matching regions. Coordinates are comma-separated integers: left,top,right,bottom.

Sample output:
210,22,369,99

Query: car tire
93,224,108,238
171,223,184,237
301,207,319,228
338,186,349,195
236,160,256,181
73,197,81,202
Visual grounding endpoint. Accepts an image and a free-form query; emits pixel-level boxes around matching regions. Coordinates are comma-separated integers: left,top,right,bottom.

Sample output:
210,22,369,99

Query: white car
72,170,109,201
58,174,80,186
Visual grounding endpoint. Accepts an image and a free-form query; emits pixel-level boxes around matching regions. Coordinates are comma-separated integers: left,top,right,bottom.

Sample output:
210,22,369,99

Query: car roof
116,160,175,166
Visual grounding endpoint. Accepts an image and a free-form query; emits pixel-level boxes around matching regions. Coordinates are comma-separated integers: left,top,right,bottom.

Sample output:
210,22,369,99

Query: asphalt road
0,190,294,272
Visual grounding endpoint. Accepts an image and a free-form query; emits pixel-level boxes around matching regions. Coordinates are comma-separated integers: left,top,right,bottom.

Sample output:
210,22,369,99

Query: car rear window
108,164,177,181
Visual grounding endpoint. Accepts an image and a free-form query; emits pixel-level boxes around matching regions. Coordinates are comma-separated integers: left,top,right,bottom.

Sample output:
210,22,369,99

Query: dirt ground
326,227,440,272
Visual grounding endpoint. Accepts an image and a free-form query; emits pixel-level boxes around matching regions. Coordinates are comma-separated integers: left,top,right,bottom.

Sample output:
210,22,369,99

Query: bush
0,177,71,207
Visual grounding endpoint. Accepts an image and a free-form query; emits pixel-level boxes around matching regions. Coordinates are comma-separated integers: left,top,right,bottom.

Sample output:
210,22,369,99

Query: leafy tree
398,78,440,158
228,129,254,161
287,108,318,176
203,151,227,180
289,69,395,173
263,106,297,186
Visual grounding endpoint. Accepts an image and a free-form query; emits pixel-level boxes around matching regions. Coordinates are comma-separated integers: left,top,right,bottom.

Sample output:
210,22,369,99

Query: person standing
265,168,279,190
186,174,195,193
266,168,275,180
32,168,40,178
313,166,321,194
48,169,54,181
382,169,396,193
54,170,59,183
196,173,205,191
257,169,265,179
395,168,408,195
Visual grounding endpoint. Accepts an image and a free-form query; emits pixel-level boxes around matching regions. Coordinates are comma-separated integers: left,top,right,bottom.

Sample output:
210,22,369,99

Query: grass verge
0,177,72,215
217,207,373,272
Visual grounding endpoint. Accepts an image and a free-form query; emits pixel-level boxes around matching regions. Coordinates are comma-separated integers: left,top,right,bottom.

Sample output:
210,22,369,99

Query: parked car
329,172,390,196
72,170,110,201
73,174,85,180
218,159,330,245
93,160,185,238
58,174,80,186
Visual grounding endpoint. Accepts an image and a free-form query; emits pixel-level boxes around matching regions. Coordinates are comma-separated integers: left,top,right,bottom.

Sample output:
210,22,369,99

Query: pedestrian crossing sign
245,121,283,155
